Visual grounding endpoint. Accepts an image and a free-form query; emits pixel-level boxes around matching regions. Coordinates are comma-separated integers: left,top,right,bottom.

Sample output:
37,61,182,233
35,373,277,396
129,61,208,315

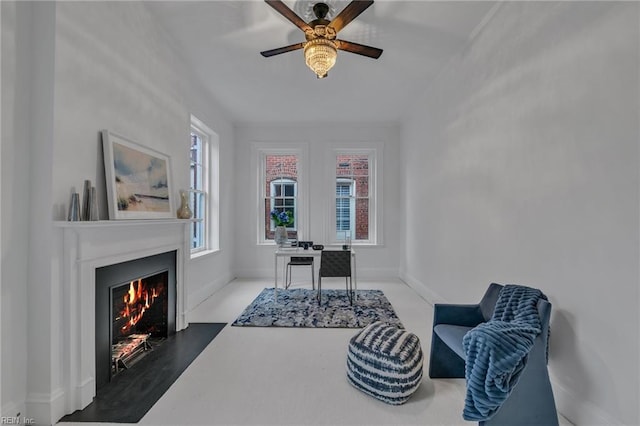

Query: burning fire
119,278,160,334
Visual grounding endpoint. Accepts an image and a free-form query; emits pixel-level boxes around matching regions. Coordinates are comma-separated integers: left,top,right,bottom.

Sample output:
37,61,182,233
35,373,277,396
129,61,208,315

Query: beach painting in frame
102,130,174,219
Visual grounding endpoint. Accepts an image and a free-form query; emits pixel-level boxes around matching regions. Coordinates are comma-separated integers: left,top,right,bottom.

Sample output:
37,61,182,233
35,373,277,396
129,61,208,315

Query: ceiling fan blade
335,39,383,59
264,0,312,32
328,0,374,33
260,42,305,57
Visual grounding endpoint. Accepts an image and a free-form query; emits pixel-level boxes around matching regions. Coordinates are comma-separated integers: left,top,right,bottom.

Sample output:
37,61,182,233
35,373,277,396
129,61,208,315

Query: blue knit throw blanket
462,285,547,421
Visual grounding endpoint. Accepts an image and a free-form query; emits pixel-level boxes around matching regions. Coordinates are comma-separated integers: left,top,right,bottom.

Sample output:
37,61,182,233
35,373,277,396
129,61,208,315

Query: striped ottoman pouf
346,321,424,405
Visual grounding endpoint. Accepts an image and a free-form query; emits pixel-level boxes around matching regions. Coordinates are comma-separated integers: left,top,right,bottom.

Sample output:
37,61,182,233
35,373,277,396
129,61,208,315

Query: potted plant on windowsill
270,209,293,247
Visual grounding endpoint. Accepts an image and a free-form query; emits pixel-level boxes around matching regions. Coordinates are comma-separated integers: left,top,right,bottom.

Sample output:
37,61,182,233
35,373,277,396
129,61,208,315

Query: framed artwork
102,130,174,219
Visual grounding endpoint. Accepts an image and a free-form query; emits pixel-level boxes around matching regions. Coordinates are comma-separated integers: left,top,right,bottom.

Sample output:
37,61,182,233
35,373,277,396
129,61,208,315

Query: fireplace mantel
54,219,190,416
55,218,193,228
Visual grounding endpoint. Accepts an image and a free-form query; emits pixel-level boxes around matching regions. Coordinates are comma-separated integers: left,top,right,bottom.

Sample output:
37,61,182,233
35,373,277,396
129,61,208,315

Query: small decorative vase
274,226,288,247
67,193,80,221
177,190,193,219
82,179,92,221
89,186,99,221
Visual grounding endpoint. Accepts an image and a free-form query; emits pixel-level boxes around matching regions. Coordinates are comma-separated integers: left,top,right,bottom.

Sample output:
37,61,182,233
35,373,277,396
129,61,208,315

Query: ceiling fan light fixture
304,38,337,79
261,1,381,77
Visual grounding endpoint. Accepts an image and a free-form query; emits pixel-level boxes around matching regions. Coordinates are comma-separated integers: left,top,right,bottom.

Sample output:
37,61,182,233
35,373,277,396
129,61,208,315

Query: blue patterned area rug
232,288,403,328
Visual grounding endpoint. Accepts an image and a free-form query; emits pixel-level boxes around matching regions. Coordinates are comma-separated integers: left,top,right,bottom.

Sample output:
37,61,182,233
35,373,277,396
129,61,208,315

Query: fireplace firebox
111,270,168,374
95,251,176,390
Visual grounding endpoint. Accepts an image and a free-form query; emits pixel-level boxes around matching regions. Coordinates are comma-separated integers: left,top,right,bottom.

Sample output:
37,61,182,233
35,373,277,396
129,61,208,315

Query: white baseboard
398,271,445,305
71,377,95,417
353,267,398,280
187,273,234,313
550,373,622,426
234,267,273,279
235,267,398,281
25,387,65,426
1,401,22,419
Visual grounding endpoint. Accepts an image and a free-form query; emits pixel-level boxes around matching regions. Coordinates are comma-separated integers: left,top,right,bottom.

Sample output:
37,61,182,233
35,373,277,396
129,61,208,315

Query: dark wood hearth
61,323,226,423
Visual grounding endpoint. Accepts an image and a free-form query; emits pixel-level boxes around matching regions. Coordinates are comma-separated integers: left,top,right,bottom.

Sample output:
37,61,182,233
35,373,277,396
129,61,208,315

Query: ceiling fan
260,0,383,79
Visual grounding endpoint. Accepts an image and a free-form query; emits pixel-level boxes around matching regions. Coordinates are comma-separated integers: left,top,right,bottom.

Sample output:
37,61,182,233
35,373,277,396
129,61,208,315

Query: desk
274,248,357,302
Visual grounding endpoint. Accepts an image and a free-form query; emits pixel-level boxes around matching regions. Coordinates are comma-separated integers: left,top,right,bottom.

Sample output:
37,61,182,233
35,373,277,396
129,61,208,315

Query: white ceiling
146,1,497,124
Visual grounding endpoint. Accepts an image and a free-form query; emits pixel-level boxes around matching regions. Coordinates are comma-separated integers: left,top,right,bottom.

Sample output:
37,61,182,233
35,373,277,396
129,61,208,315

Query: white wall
50,1,236,312
233,124,401,280
2,2,57,421
1,2,235,424
1,1,30,420
400,2,638,425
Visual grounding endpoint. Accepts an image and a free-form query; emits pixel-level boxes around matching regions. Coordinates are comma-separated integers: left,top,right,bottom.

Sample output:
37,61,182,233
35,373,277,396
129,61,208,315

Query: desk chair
317,250,352,305
285,256,315,289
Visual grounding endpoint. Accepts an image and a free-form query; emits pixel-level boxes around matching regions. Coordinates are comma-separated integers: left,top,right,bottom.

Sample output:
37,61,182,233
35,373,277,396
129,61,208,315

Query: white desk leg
353,253,357,302
282,257,287,289
274,253,278,303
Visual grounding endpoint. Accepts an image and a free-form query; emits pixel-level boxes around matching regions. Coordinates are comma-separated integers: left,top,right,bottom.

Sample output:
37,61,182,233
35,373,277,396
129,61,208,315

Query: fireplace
52,220,189,424
95,251,176,390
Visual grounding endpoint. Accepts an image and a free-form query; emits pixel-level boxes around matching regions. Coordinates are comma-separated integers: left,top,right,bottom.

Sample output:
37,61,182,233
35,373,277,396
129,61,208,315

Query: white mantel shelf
54,219,194,228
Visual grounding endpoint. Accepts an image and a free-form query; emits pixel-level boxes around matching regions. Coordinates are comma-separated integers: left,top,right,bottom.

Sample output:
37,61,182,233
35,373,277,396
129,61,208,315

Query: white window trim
254,144,309,245
326,144,383,246
190,115,220,257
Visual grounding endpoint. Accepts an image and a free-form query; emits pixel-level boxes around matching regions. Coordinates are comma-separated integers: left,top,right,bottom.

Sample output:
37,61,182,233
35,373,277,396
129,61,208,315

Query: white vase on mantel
274,226,288,247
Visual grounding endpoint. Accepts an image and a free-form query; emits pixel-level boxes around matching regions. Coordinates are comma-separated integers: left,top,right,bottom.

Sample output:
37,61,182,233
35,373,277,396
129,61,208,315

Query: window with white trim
189,116,219,254
333,152,375,244
261,153,300,242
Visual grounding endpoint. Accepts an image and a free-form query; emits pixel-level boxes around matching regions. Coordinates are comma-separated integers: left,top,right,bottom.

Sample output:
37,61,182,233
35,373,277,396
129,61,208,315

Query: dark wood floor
61,323,226,423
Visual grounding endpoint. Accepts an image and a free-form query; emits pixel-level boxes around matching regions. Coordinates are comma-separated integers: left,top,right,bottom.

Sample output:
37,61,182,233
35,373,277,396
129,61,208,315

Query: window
336,179,354,239
189,116,219,255
270,179,297,231
261,153,300,242
333,152,375,244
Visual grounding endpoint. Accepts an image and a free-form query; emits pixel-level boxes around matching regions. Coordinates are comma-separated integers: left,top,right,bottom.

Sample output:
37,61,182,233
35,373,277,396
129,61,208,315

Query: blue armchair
429,283,559,426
